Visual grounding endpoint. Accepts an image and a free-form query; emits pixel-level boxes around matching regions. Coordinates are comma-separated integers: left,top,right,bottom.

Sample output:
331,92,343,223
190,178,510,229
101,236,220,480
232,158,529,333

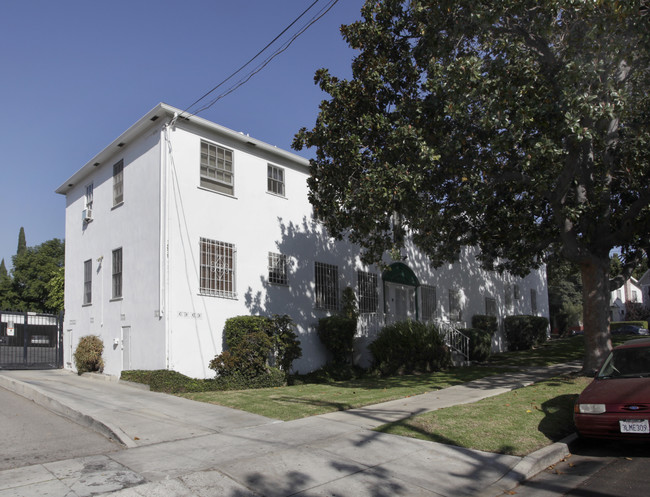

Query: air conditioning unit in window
82,209,93,223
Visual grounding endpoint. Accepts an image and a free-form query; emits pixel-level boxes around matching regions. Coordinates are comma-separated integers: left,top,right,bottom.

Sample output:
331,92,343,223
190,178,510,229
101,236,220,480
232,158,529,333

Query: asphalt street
0,386,122,471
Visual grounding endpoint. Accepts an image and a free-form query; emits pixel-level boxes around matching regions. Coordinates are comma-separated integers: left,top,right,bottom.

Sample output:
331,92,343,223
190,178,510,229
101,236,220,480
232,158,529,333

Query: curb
0,373,138,448
477,433,577,496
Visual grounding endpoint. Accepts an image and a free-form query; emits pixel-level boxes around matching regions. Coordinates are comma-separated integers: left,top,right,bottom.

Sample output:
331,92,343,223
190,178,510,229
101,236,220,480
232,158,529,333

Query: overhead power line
181,0,340,118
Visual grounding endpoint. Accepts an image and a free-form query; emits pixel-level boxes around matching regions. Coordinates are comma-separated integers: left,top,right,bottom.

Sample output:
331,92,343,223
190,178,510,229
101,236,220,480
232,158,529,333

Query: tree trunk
580,257,613,374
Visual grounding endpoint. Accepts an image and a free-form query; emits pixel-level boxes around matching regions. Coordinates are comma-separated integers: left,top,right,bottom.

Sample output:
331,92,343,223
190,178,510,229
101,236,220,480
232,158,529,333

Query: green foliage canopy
294,0,650,371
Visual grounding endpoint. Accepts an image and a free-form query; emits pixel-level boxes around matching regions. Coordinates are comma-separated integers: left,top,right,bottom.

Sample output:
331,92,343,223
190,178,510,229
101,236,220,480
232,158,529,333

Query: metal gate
0,311,63,369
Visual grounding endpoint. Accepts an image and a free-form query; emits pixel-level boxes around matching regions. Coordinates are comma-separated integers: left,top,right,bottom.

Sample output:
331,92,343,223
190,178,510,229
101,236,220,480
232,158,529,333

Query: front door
385,283,416,323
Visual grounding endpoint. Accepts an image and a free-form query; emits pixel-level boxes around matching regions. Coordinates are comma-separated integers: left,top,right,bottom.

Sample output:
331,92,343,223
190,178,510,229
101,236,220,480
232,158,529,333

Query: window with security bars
200,141,234,195
200,238,236,298
113,160,124,206
85,183,93,210
267,164,285,196
83,259,92,305
315,262,339,310
112,248,123,299
421,285,437,321
268,252,288,285
357,271,378,313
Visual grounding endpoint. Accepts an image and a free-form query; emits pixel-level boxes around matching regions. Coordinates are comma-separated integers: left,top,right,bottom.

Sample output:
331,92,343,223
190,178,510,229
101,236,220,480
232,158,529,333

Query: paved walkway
0,363,581,497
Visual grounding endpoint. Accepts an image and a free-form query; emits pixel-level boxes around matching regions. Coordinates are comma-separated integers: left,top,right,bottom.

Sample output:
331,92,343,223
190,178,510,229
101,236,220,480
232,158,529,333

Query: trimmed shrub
368,321,451,375
74,335,104,374
471,315,498,336
223,316,271,350
504,315,549,351
210,331,272,378
269,314,302,372
464,328,493,362
317,315,357,365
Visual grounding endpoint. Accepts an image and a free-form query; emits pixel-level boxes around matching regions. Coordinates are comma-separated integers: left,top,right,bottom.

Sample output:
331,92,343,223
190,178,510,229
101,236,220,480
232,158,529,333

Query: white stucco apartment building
56,103,549,378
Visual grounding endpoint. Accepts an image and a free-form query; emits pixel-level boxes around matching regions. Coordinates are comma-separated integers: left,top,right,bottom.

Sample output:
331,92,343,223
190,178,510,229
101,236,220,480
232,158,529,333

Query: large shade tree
294,0,650,372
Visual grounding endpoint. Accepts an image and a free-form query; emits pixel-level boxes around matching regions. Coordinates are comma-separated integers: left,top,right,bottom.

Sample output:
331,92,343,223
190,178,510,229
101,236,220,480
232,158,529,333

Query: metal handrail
436,321,470,362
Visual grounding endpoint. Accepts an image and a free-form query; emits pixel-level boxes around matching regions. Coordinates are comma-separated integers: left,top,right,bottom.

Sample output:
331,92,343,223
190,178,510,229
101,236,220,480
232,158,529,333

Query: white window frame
113,160,124,206
421,285,437,322
485,296,497,317
357,271,379,314
85,183,94,210
267,164,285,197
200,238,236,298
268,252,288,286
315,262,339,311
83,259,92,305
112,248,123,299
200,140,234,195
449,289,462,322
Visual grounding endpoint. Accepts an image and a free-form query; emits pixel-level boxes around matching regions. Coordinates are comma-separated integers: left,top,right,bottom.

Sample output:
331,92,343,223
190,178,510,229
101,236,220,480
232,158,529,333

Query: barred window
485,297,497,317
112,248,123,299
357,271,378,314
315,262,339,310
200,238,236,298
268,252,288,285
421,285,437,321
113,160,124,206
83,259,92,305
267,164,285,196
200,141,234,195
85,183,94,210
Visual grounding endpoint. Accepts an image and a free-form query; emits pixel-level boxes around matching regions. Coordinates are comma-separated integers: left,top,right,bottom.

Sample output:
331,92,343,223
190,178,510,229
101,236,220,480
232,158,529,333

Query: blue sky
0,0,363,269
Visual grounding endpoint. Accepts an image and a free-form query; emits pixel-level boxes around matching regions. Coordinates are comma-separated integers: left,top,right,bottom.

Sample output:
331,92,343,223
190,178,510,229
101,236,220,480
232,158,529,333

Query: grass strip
375,374,592,456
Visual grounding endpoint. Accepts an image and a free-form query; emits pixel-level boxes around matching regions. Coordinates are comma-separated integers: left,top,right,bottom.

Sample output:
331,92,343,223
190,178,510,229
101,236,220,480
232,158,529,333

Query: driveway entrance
0,311,63,369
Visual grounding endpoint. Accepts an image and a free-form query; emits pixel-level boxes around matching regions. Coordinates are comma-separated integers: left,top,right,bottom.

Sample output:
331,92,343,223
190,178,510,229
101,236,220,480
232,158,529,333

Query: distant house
610,277,645,322
638,270,650,309
56,103,550,379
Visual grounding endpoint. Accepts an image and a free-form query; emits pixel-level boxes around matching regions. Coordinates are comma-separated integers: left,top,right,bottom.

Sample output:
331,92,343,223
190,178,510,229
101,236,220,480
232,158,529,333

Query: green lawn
375,375,592,456
181,367,510,420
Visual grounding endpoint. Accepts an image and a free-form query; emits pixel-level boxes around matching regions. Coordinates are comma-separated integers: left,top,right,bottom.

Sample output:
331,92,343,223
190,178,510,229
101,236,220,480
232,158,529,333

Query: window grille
83,259,92,305
200,141,234,195
315,262,339,310
112,248,123,299
267,164,285,196
113,160,124,205
357,271,378,313
200,238,236,298
268,252,288,285
421,285,437,321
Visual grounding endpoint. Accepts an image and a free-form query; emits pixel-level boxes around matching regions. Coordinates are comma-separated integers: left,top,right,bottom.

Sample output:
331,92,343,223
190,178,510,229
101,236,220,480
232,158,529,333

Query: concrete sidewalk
0,363,581,497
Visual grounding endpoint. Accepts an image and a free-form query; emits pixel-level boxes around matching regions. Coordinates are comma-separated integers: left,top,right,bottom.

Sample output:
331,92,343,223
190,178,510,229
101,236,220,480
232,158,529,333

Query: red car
574,338,650,440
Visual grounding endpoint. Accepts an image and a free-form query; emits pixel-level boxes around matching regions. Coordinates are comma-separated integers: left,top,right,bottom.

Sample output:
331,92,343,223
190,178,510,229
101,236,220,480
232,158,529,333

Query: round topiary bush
74,335,104,374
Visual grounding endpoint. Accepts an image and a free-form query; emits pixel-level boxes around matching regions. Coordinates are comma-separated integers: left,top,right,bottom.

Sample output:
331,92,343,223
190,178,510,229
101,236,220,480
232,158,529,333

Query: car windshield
598,346,650,378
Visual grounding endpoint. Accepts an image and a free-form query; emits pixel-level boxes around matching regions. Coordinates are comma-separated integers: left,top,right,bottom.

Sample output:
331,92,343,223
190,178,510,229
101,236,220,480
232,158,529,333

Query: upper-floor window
112,248,123,299
83,259,92,305
85,184,94,210
505,283,513,310
420,285,437,322
267,164,285,197
315,262,339,310
200,238,236,298
357,271,379,314
200,141,234,195
268,252,288,285
113,160,124,206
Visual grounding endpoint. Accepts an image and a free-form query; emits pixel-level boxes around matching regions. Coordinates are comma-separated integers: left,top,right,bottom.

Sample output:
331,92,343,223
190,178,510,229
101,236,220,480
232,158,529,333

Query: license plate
620,419,649,434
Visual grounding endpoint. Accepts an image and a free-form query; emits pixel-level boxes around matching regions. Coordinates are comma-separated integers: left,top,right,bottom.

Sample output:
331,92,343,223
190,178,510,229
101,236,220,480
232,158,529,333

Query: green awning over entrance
382,262,419,287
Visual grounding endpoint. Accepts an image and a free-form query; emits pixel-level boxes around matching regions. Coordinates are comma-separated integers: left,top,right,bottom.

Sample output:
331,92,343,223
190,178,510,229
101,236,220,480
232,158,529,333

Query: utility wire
181,0,340,118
